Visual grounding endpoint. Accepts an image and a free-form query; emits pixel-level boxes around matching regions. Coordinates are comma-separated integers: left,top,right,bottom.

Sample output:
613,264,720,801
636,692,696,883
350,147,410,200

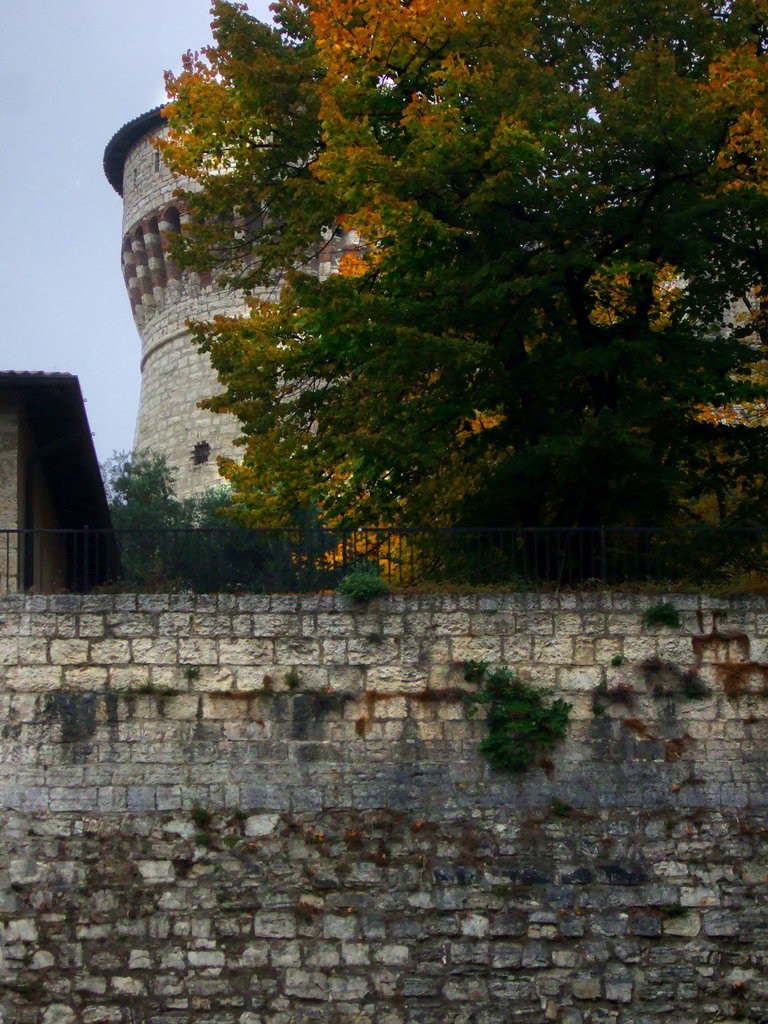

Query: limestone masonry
104,109,251,498
104,109,354,501
1,590,768,1022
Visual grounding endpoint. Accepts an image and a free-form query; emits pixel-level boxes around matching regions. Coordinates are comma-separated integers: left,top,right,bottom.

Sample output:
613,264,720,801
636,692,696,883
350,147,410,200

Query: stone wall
1,591,767,1023
0,402,20,593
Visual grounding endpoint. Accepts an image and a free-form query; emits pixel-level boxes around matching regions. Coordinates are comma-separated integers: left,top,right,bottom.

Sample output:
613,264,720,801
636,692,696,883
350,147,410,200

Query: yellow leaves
316,530,422,585
586,262,683,330
587,268,634,327
338,250,367,277
695,397,768,427
703,44,768,194
458,408,506,441
650,264,684,332
311,0,489,69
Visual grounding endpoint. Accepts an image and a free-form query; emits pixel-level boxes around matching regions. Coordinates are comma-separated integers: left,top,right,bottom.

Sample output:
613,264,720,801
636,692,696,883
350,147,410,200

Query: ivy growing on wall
465,662,572,772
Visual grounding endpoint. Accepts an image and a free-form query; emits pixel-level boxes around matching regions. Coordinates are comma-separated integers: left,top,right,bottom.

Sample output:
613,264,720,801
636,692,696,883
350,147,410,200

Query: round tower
103,108,248,500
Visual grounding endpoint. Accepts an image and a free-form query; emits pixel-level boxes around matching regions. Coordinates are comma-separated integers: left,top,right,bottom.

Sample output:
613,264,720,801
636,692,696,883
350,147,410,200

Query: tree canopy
161,0,768,528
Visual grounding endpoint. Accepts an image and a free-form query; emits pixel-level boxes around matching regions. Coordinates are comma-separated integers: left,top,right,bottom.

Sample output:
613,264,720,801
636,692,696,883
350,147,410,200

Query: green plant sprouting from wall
464,662,571,772
285,668,302,690
336,562,390,603
642,602,682,629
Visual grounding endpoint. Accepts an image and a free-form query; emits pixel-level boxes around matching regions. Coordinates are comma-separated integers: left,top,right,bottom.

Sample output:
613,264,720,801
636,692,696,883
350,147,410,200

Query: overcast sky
1,0,271,465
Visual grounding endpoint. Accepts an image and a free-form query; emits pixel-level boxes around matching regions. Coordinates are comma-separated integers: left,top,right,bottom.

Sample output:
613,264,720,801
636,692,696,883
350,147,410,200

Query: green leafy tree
103,451,185,531
161,0,768,528
103,451,233,529
102,452,313,590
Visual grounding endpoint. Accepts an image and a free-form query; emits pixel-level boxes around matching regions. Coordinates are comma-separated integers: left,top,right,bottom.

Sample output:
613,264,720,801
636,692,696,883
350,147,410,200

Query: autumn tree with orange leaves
161,0,768,528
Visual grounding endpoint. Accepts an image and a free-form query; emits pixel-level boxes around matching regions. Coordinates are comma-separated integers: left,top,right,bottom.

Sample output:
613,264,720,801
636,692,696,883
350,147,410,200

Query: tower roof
103,106,167,197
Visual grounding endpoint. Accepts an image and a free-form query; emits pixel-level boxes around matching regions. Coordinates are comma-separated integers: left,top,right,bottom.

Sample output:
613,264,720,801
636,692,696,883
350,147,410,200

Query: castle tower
105,107,358,501
104,108,249,500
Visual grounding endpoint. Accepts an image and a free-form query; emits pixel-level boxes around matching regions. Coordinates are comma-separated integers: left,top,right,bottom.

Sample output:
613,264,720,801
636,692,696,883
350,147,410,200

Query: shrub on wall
464,663,572,772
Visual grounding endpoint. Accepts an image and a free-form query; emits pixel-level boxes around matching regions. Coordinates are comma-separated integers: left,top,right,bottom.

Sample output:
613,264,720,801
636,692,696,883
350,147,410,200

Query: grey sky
1,0,271,465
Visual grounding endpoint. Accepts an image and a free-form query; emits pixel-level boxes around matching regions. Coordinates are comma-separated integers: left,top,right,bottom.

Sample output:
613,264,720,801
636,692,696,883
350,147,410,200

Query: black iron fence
1,525,768,594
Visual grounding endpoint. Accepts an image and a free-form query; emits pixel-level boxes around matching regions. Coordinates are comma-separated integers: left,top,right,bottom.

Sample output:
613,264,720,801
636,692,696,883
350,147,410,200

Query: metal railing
1,526,767,594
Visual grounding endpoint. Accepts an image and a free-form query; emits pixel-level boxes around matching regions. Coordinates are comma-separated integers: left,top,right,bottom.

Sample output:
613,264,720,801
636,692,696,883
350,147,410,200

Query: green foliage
191,804,212,829
285,668,302,689
161,0,768,530
642,602,682,629
103,451,184,532
102,451,299,591
102,451,232,530
549,797,573,818
464,663,571,772
336,563,390,603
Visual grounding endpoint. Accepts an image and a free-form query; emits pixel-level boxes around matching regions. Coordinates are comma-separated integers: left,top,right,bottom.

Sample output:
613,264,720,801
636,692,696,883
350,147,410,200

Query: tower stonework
106,107,358,501
104,108,251,500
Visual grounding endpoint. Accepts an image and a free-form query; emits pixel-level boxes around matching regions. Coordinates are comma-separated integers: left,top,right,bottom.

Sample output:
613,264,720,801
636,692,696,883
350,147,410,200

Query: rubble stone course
0,591,767,1022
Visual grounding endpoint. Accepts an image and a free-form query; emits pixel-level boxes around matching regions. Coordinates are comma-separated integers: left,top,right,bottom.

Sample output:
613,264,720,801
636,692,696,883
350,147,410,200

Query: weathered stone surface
0,593,766,1022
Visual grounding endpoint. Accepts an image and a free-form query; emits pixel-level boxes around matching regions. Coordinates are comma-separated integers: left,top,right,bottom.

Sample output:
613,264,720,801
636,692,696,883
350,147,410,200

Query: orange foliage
704,44,768,193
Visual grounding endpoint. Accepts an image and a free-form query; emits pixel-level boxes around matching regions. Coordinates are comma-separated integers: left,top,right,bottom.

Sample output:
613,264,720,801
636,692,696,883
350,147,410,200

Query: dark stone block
561,867,593,885
601,863,646,885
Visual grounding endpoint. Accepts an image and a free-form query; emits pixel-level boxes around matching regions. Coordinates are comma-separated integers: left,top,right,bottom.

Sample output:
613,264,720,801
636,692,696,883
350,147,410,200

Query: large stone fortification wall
1,591,767,1024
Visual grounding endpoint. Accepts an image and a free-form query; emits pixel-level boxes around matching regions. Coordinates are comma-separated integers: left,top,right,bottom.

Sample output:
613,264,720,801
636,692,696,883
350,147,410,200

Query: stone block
533,636,574,664
254,912,296,939
341,943,370,965
572,976,602,1000
556,665,605,691
284,969,328,999
82,1008,123,1024
137,860,175,884
238,813,278,839
42,1006,77,1024
62,666,109,690
703,911,740,937
461,913,490,937
269,940,302,967
218,639,275,664
188,949,226,968
605,977,633,1003
89,640,131,665
330,975,369,1000
129,638,178,665
2,919,37,943
17,638,48,664
451,637,503,664
663,912,701,937
111,976,146,996
374,944,410,965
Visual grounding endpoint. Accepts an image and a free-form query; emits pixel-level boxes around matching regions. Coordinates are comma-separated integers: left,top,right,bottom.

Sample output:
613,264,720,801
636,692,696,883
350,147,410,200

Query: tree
103,451,185,531
161,0,768,528
103,450,234,529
